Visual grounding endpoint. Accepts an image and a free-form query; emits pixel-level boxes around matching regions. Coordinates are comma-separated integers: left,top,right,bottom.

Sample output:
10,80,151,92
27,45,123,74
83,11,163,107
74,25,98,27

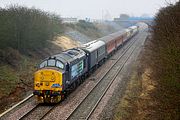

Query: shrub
151,1,180,87
0,5,64,54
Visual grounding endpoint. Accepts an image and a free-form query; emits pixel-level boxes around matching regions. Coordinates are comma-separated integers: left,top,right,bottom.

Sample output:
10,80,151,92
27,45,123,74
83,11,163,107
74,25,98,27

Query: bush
151,2,180,87
0,5,64,54
143,2,180,118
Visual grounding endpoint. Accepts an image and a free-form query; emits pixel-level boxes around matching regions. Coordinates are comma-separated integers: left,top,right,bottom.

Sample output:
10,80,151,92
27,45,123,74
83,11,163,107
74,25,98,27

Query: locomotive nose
34,69,63,91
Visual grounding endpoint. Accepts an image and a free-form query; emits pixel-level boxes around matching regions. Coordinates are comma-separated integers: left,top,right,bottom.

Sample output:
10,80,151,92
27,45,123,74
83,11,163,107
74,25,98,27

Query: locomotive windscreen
39,59,64,69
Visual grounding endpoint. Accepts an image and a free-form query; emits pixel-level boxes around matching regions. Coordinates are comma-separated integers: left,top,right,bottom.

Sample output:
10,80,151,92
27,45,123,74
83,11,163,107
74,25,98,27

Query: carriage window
48,59,56,66
39,61,47,68
56,61,64,69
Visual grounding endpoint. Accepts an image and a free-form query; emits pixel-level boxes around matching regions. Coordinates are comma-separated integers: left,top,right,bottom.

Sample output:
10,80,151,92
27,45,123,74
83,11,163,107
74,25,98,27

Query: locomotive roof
49,48,86,64
81,40,105,52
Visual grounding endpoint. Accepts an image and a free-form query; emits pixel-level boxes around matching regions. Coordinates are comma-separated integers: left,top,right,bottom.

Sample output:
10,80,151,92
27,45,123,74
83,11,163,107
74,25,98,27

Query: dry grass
52,35,80,50
113,70,142,120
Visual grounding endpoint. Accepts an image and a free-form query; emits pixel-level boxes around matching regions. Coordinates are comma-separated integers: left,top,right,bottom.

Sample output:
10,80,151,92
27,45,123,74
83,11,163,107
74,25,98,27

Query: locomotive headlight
46,82,49,86
51,76,55,80
51,73,55,81
36,82,40,87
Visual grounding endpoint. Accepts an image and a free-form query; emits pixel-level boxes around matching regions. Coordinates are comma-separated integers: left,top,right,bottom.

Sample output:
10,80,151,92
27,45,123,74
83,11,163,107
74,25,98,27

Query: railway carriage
115,34,124,48
112,30,126,48
125,26,138,40
124,29,131,42
81,40,106,71
98,35,116,55
129,26,138,36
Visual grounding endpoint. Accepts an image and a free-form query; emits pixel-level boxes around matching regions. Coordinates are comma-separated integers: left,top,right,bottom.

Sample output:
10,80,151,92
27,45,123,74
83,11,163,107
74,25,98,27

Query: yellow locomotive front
33,58,65,103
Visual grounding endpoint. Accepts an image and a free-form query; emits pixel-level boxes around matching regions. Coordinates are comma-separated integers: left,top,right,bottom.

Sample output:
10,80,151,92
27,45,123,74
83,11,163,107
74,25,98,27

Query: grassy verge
0,55,37,97
0,54,38,113
0,65,19,96
113,67,142,120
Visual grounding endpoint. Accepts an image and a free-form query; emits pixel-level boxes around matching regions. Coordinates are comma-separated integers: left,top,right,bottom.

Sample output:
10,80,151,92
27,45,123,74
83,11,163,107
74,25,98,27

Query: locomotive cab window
39,61,47,68
48,59,56,66
56,60,64,69
39,59,64,69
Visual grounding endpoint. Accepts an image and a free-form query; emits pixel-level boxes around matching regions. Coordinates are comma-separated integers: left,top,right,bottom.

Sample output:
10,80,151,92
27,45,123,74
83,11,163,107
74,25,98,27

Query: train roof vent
67,50,79,56
82,40,98,47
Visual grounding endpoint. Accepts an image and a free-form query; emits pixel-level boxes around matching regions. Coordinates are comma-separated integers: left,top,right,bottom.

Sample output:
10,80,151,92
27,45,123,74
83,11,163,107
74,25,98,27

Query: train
33,25,139,103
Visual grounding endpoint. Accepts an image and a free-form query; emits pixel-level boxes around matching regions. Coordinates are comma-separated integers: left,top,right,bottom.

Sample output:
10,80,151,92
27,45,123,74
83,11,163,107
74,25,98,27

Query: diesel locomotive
33,25,139,103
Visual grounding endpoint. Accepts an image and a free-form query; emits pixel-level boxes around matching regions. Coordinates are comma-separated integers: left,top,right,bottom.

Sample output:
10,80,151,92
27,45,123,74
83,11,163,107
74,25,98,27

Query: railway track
65,34,140,120
18,103,56,120
0,94,33,118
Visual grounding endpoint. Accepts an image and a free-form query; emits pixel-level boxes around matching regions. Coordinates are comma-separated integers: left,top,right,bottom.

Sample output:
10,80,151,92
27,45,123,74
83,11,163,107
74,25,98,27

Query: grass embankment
114,2,180,120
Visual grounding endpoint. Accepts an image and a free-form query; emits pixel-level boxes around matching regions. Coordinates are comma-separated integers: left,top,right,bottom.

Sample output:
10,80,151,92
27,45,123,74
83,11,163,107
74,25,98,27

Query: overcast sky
0,0,178,19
